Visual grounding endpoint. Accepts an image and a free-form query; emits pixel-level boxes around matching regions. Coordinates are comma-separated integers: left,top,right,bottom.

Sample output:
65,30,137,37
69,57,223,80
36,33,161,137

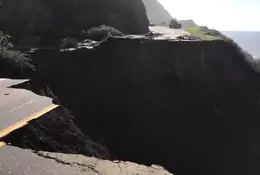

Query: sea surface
221,31,260,57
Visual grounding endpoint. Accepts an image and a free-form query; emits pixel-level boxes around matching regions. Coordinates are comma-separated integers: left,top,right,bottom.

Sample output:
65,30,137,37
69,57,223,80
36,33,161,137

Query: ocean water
221,31,260,57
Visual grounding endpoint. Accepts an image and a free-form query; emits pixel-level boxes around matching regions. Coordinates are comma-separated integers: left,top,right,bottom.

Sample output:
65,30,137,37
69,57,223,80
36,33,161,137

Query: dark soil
31,38,260,175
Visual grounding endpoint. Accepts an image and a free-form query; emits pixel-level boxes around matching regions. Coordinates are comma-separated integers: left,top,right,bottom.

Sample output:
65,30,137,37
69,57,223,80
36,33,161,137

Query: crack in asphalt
35,151,101,174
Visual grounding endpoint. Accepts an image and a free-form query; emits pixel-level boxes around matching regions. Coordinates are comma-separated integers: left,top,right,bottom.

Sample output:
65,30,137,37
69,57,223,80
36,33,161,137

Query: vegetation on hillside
0,31,35,77
186,26,222,40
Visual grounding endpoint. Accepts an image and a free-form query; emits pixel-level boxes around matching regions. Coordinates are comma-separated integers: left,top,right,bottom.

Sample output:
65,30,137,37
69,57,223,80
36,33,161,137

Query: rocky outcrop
0,0,149,46
31,37,260,175
142,0,172,26
169,19,182,29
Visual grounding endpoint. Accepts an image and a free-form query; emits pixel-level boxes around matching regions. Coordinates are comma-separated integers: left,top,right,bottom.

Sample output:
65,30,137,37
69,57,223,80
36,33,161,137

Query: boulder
31,37,260,175
169,18,182,29
0,0,149,46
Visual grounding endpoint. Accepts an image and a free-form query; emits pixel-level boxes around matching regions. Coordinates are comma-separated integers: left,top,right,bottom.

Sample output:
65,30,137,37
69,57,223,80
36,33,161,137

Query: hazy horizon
221,31,260,57
221,30,260,32
158,0,260,31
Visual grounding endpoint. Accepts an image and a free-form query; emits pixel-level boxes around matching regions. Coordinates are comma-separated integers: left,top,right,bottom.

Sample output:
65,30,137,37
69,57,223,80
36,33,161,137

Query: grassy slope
186,26,223,40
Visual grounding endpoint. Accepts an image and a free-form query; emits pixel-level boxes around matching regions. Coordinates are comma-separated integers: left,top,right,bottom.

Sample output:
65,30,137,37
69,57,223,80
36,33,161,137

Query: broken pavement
0,145,173,175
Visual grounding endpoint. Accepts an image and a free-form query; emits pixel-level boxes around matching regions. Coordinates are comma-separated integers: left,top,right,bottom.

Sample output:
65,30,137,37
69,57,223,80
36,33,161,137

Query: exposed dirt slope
32,38,260,175
0,81,173,174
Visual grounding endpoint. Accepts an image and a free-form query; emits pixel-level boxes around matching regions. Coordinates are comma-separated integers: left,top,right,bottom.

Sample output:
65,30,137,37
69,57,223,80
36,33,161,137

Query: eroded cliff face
31,38,260,175
0,0,149,46
142,0,172,26
1,79,173,175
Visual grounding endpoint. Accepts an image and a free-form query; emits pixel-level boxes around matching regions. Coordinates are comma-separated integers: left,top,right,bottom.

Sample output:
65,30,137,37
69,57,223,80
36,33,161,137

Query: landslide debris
31,37,260,175
0,145,174,175
1,82,110,159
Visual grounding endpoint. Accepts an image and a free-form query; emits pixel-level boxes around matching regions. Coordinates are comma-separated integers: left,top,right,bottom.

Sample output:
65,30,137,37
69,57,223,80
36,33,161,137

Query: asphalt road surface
0,79,57,138
149,26,190,40
0,145,173,175
0,145,87,175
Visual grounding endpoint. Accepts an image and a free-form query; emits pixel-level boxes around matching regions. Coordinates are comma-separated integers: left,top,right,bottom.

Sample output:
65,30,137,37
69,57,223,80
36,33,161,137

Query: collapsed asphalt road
0,79,173,175
0,145,173,175
0,79,56,135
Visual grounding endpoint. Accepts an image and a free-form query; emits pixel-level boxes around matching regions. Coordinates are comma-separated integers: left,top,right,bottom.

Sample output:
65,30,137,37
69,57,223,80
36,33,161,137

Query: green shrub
0,31,13,48
0,31,35,76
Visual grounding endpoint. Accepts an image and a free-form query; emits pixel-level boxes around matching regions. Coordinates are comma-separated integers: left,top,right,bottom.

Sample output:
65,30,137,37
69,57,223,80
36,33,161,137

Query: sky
158,0,260,31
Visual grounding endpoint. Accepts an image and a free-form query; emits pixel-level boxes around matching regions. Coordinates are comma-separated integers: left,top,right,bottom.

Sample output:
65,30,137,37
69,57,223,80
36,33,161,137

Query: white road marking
9,100,35,112
0,104,59,140
149,26,190,40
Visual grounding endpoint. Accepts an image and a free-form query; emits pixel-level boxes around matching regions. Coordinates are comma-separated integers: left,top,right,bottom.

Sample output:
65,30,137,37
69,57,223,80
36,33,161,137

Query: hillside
0,0,149,46
178,19,198,29
1,1,260,175
142,0,172,26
